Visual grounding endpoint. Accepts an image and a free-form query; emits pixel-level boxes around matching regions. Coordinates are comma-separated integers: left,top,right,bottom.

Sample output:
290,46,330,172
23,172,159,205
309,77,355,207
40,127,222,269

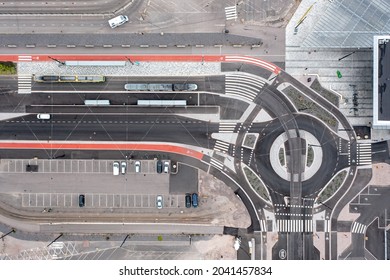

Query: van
108,15,128,28
37,114,50,120
113,161,120,175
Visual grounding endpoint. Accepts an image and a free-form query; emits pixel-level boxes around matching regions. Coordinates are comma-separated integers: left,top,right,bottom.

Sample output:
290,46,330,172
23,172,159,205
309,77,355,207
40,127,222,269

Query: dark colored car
156,160,163,173
79,194,85,207
192,193,198,208
185,193,192,208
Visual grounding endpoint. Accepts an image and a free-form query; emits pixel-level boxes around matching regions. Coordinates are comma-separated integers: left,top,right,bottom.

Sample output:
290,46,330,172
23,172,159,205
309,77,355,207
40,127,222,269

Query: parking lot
0,159,166,175
0,158,199,211
21,193,186,209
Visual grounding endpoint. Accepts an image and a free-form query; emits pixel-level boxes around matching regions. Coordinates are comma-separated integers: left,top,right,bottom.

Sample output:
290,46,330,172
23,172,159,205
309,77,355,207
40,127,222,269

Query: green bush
0,62,17,75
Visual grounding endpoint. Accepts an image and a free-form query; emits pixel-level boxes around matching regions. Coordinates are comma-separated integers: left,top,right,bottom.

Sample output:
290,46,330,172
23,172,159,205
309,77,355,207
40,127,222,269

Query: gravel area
18,61,221,76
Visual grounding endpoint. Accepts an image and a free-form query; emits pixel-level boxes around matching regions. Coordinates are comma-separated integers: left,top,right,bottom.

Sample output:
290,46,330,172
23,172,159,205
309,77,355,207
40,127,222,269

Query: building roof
373,35,390,128
302,0,390,48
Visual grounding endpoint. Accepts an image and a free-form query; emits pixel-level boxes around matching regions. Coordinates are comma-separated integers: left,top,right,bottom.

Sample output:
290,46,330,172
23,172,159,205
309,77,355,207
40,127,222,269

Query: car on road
185,193,191,208
135,161,141,173
192,193,198,208
79,194,85,207
164,161,169,173
156,195,163,209
37,114,51,120
108,15,128,28
121,161,127,174
156,160,163,173
113,161,120,176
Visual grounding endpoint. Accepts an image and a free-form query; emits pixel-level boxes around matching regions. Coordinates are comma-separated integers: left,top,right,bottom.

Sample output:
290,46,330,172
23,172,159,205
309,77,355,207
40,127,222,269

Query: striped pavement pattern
214,140,230,153
225,72,266,102
277,219,313,232
357,143,372,166
18,55,32,61
225,55,281,74
218,122,237,133
210,158,224,170
259,219,267,232
324,220,330,232
18,74,32,94
225,6,237,20
351,222,367,234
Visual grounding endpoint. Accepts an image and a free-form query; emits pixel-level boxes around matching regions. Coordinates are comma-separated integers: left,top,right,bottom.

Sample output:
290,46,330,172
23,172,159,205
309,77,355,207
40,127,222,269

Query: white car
163,161,169,173
135,161,141,173
121,161,127,175
113,161,120,176
156,195,163,209
37,114,50,120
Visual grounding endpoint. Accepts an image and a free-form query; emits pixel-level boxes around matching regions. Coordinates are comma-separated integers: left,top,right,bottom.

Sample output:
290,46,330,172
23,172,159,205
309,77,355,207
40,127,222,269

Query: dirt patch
194,235,236,260
199,171,251,228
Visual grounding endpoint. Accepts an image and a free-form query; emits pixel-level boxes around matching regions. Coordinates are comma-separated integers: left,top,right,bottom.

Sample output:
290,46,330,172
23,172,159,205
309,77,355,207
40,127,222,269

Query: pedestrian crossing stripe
214,140,230,152
225,6,237,20
351,221,367,234
18,74,32,94
357,143,371,165
276,219,313,232
210,158,224,170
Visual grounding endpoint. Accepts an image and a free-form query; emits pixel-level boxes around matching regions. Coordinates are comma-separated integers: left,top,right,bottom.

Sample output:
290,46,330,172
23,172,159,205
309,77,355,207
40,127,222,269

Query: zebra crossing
277,219,313,232
210,158,224,170
225,72,266,102
357,143,372,166
219,122,237,133
18,74,32,94
351,221,367,234
224,6,237,21
214,140,230,153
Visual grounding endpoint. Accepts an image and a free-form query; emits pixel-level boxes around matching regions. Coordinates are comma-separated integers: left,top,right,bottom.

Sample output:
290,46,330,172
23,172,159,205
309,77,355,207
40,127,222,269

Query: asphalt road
0,114,218,148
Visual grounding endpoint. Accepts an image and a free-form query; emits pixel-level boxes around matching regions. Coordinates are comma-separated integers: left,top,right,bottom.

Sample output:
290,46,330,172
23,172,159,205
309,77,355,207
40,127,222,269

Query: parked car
121,161,127,174
113,161,120,175
156,160,163,173
163,161,169,173
185,193,192,208
156,195,163,209
135,161,141,173
79,194,85,207
192,193,198,208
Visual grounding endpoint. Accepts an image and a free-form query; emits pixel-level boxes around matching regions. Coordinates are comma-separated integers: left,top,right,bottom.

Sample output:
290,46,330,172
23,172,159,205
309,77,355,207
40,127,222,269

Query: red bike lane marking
0,142,204,160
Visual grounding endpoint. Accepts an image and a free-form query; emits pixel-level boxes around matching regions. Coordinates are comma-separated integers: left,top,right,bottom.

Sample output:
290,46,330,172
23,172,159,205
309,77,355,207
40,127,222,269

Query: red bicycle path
0,142,204,160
